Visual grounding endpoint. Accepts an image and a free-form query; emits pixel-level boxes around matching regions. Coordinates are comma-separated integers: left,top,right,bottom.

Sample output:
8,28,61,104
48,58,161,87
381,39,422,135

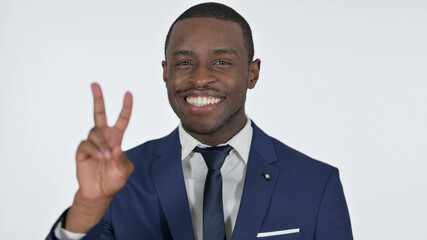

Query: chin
181,118,225,136
183,123,217,135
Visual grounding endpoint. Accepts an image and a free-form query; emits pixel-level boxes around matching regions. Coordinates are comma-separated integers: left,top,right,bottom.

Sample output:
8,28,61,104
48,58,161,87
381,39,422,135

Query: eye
176,61,191,66
215,60,230,65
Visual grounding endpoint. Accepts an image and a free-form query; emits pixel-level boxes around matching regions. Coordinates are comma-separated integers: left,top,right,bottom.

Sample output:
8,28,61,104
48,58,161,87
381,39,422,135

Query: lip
179,89,225,98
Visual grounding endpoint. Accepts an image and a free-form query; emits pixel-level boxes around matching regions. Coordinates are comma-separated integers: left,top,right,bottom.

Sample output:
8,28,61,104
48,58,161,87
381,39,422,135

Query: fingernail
105,150,112,159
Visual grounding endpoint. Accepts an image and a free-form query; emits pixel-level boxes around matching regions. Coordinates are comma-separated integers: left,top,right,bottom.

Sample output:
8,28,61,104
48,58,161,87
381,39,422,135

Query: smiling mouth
186,96,222,107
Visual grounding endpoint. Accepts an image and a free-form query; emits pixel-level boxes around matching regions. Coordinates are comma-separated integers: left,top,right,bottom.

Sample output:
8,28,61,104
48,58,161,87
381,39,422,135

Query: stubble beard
180,104,245,137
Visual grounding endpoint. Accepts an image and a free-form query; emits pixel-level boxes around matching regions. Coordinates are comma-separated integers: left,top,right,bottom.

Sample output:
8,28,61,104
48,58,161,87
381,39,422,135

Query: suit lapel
232,122,280,240
152,129,195,240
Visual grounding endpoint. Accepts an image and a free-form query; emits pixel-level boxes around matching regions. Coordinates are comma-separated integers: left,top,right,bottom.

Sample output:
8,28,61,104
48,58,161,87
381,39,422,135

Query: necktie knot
193,145,232,171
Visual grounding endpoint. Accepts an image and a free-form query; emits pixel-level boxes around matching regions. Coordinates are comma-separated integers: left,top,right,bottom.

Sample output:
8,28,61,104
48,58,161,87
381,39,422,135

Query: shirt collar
178,117,253,164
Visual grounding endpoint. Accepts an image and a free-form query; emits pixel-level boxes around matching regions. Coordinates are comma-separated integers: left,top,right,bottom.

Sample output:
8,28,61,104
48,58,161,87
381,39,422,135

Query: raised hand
65,83,134,233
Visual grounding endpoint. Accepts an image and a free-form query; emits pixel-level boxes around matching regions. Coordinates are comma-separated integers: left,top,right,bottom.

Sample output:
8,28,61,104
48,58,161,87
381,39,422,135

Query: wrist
64,190,112,233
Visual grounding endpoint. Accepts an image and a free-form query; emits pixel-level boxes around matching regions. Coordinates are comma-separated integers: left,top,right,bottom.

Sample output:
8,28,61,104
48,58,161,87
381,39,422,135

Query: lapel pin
263,172,272,181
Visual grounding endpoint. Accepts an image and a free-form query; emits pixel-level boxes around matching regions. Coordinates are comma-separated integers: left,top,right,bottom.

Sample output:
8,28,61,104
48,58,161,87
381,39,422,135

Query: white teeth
186,96,221,107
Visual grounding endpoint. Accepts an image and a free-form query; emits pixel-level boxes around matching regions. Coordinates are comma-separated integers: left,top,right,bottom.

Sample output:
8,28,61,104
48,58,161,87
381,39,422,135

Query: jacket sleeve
315,168,353,240
46,207,115,240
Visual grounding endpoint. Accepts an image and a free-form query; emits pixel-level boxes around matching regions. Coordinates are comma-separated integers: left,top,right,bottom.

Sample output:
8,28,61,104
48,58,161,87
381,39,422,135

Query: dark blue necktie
194,145,232,240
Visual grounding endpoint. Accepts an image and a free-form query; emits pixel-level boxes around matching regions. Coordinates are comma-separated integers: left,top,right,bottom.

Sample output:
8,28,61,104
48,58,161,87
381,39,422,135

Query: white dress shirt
56,118,253,240
179,118,252,240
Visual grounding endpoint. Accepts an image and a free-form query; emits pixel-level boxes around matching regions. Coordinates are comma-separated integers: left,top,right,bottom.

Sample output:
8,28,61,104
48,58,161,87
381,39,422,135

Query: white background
1,0,426,239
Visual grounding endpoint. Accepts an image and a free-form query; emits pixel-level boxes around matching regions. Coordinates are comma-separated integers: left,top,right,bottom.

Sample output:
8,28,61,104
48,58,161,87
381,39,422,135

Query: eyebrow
213,48,238,55
171,50,193,57
171,48,238,58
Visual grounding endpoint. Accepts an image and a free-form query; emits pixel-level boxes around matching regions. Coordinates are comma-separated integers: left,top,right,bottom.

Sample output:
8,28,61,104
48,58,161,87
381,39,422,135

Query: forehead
166,17,247,60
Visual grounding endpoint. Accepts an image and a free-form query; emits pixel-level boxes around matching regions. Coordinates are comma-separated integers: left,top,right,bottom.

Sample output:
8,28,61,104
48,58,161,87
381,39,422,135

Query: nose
190,66,216,88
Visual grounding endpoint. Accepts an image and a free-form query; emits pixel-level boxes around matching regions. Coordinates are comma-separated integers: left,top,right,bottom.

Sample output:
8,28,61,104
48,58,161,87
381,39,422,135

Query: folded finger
87,127,111,158
76,140,104,161
111,145,134,177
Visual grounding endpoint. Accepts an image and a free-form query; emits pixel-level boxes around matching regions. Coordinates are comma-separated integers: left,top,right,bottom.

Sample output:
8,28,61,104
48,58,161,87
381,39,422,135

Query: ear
162,60,168,84
247,59,261,89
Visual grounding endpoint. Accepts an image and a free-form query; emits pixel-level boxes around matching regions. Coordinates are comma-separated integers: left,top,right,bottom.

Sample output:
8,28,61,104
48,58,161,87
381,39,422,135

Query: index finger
91,83,108,127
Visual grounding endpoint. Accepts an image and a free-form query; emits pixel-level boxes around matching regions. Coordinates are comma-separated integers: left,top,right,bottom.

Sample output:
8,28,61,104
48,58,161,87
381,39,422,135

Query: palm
76,83,134,201
103,127,124,146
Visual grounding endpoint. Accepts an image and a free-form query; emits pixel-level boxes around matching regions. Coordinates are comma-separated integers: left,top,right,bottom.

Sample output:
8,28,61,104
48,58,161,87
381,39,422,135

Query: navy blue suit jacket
48,122,353,240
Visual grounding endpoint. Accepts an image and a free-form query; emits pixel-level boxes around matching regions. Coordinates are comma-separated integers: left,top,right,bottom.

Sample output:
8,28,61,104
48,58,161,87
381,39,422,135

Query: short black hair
164,2,254,64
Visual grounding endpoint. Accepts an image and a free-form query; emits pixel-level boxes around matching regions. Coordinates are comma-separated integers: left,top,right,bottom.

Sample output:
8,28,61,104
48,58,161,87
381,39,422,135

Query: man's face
163,17,260,144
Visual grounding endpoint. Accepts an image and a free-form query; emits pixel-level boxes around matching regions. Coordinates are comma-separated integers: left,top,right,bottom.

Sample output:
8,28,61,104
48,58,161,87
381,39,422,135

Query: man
47,2,353,240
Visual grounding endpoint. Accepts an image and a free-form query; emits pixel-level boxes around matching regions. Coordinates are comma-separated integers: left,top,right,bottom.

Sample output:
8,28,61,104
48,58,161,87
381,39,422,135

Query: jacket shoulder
125,128,178,166
270,137,337,180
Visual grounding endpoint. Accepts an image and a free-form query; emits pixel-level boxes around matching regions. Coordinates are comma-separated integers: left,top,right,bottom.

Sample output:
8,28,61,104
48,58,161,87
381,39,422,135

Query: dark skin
65,83,134,232
65,17,260,233
163,17,261,146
